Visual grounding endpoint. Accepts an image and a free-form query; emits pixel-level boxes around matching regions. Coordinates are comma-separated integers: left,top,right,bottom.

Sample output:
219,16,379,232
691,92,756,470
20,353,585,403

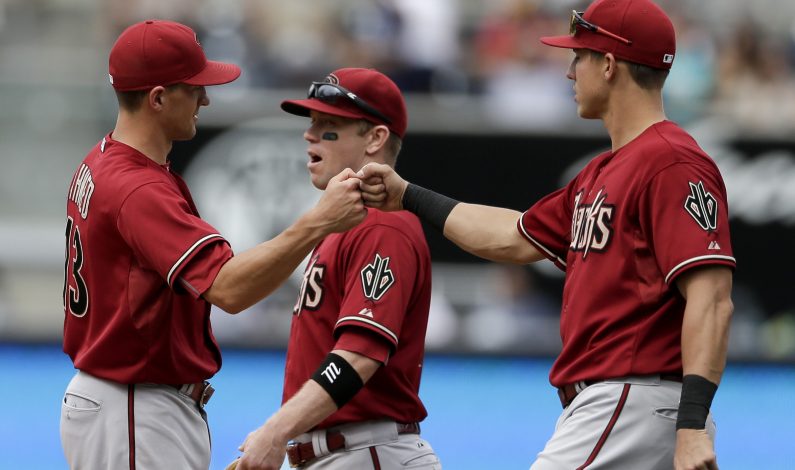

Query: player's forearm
265,350,380,442
679,267,734,383
443,203,544,264
205,212,329,313
680,299,732,383
265,381,339,444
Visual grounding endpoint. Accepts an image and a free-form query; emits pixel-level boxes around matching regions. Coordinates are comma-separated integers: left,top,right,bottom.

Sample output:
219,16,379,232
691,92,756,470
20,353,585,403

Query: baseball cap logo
663,53,674,64
324,73,340,85
194,33,201,46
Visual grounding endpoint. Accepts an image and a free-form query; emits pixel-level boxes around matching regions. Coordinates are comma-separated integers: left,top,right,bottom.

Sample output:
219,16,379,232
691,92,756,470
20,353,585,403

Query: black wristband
311,353,364,409
401,183,460,232
676,374,718,430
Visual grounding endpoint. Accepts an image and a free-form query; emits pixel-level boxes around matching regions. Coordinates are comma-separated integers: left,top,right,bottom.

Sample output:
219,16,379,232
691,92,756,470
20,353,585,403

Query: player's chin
173,127,198,141
309,173,330,191
576,106,599,120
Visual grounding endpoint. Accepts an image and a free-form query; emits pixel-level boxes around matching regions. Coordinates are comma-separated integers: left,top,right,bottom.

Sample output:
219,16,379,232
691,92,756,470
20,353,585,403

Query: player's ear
365,125,390,156
148,86,167,110
603,53,618,81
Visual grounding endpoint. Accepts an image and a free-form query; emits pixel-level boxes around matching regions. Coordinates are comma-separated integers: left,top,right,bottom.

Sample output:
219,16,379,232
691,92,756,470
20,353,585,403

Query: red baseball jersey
518,121,736,387
63,134,233,384
283,209,431,429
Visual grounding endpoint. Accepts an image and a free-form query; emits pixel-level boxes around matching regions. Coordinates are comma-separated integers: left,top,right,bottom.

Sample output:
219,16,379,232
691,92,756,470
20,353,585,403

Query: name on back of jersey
68,163,95,219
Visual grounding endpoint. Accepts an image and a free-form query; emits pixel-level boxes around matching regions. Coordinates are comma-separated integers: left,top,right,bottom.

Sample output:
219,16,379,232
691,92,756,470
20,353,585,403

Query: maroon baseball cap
281,68,408,139
109,19,241,91
541,0,676,70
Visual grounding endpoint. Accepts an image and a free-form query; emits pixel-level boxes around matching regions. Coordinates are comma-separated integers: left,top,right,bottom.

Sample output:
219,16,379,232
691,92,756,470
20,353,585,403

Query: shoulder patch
684,181,718,231
360,254,395,301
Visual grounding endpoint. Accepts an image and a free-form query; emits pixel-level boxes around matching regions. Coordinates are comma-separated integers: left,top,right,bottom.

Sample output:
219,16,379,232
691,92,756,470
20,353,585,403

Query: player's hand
357,162,407,212
674,428,718,470
313,168,366,233
235,423,288,470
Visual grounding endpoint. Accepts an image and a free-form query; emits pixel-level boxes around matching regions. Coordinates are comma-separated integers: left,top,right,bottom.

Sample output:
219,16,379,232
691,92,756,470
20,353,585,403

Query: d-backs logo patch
684,181,718,231
570,188,614,259
360,254,395,301
324,73,340,85
293,255,325,315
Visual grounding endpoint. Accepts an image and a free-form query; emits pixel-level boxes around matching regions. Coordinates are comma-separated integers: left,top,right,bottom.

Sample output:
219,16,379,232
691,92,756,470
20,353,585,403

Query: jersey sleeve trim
167,234,224,286
335,316,399,346
178,278,201,297
665,255,737,284
517,214,567,268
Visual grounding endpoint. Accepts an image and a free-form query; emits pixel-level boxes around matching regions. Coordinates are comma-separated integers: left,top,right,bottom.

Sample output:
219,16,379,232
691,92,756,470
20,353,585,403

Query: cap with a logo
109,19,241,91
281,68,408,139
541,0,676,70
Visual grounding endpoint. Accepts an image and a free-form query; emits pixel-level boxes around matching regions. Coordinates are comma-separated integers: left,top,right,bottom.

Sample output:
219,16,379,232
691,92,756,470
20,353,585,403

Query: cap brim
183,60,241,86
540,35,584,49
281,99,366,121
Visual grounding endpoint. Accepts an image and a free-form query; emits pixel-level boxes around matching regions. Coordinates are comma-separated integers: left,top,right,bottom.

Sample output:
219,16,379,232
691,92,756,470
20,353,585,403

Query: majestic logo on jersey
293,255,325,315
684,181,718,231
570,188,615,259
360,254,395,301
68,164,95,220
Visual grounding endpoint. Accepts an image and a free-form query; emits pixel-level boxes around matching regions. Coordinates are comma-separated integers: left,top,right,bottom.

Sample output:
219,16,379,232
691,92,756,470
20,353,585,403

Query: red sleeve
640,162,736,284
177,243,234,299
334,328,392,364
517,184,576,270
333,225,421,350
117,182,229,289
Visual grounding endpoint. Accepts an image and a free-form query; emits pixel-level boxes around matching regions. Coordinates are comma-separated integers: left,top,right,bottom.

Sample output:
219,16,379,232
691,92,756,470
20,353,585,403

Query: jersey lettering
684,181,718,231
360,254,395,301
294,256,325,315
68,164,95,220
570,189,615,259
63,216,89,317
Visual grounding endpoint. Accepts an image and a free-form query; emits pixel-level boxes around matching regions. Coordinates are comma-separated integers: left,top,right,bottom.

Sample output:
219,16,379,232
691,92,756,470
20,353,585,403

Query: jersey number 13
63,216,89,317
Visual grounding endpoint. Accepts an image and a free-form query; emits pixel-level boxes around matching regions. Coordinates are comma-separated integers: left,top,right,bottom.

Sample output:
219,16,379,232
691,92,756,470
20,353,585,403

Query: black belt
557,374,683,408
171,381,214,408
286,422,420,468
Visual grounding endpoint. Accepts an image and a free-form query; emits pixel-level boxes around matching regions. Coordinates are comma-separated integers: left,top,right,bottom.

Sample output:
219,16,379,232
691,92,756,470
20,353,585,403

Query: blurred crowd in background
2,0,795,133
1,0,795,361
97,0,795,133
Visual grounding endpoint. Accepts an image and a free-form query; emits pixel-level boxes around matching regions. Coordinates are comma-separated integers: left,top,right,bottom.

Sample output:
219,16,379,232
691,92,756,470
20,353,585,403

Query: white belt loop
311,429,330,458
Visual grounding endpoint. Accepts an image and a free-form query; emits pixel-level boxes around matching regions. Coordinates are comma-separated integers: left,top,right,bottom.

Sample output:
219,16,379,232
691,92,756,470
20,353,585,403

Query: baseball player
60,20,365,470
230,68,441,470
359,1,735,469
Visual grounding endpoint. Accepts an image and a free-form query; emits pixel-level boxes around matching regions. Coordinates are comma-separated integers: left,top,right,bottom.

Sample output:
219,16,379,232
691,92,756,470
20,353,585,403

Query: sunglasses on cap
307,82,392,125
569,10,632,46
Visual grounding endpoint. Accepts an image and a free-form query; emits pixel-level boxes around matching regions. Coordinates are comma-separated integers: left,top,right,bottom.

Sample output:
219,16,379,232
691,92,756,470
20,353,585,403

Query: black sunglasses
569,10,632,46
307,82,392,124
